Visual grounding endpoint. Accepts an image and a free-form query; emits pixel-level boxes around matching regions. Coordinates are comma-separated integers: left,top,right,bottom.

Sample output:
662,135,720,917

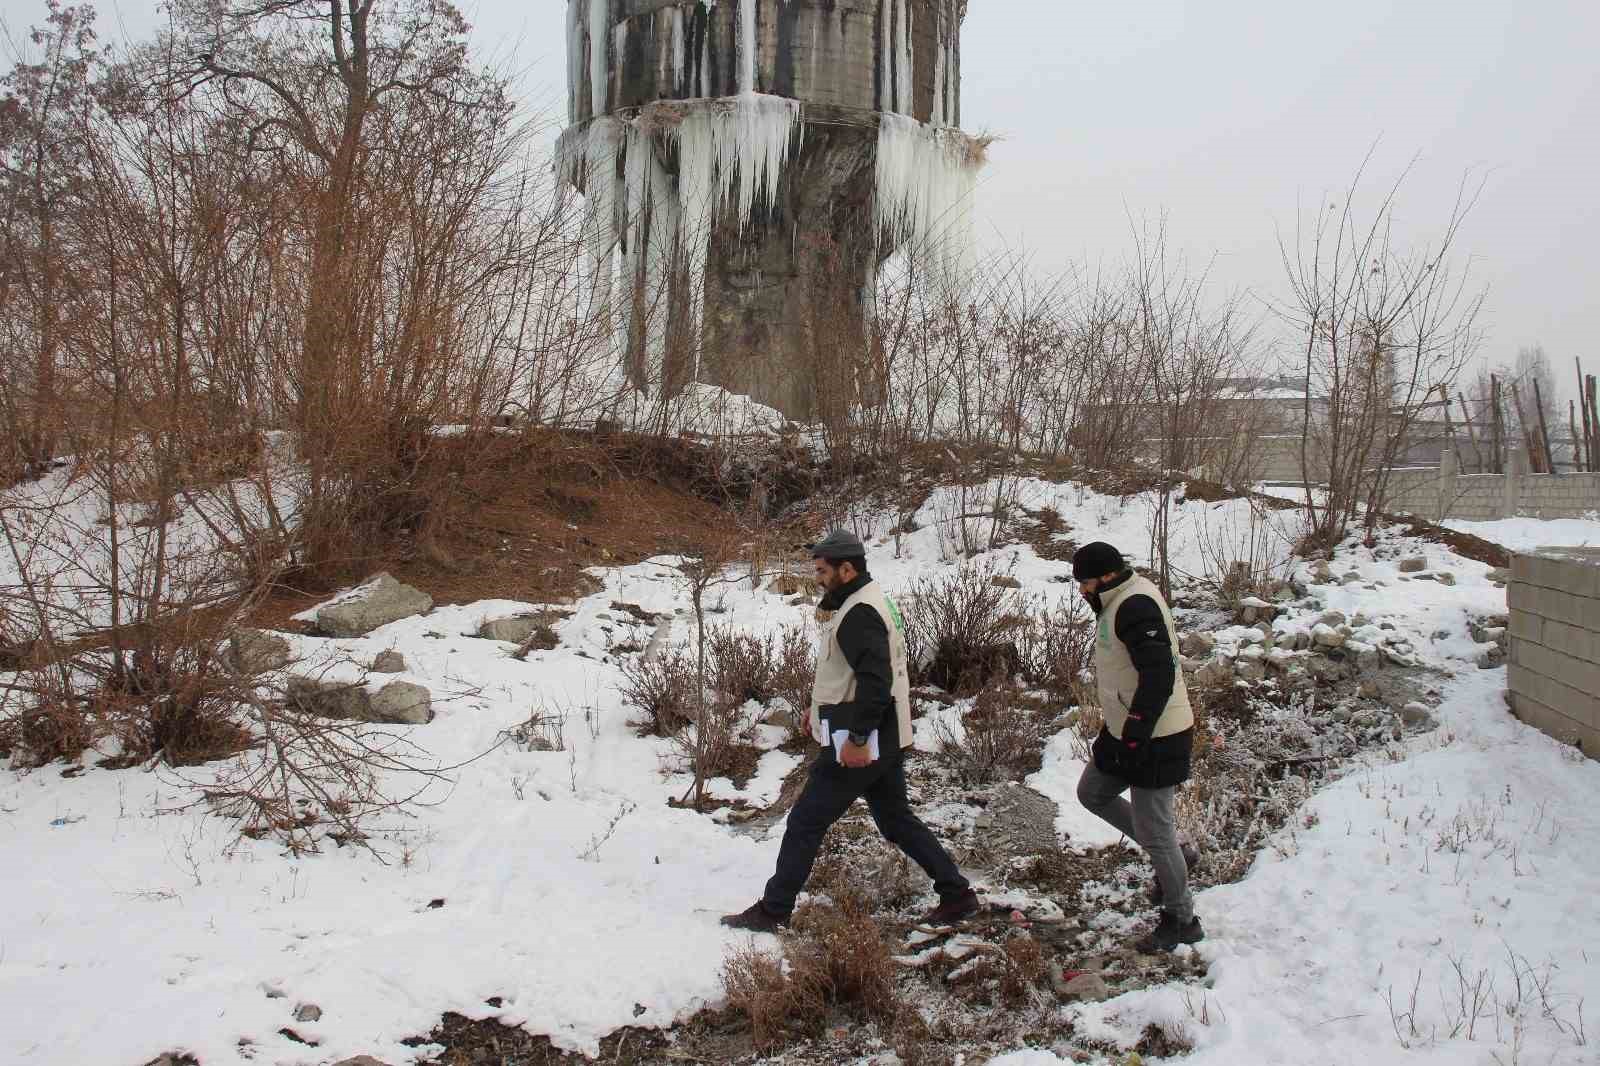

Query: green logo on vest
884,596,906,634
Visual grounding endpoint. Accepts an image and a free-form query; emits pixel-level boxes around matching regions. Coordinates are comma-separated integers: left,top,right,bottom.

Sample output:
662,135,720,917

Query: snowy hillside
3,476,1598,1065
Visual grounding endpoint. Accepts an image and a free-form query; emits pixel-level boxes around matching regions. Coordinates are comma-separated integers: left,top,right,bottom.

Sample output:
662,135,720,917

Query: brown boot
720,901,789,933
920,888,981,926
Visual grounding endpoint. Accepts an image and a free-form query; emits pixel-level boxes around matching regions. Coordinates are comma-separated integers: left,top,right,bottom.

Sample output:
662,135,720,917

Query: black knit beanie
1071,541,1125,581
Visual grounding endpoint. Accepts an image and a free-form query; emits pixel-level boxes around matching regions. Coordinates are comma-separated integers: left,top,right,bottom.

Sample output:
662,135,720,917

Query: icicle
583,117,621,311
589,0,610,118
875,113,980,286
895,0,912,116
613,20,629,88
878,0,891,113
670,7,686,96
739,0,757,95
567,1,582,123
622,124,680,384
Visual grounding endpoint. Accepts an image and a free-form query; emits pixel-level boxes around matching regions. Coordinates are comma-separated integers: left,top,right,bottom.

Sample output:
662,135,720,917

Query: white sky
8,0,1599,401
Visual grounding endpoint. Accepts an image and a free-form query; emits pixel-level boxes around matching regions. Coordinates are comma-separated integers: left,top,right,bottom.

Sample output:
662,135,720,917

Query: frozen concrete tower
561,0,983,421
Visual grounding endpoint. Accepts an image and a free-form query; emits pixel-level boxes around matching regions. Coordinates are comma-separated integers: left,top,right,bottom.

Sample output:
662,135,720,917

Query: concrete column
1437,446,1458,522
1503,446,1527,519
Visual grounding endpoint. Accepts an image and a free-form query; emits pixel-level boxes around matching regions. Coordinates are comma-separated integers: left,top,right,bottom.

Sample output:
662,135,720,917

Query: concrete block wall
1383,448,1600,522
1508,548,1600,758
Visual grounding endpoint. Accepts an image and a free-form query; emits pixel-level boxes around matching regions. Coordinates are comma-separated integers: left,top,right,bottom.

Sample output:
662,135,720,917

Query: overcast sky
7,0,1598,399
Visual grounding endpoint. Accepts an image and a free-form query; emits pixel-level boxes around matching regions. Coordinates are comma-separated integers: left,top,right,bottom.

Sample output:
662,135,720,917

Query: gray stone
1477,646,1506,670
1352,613,1371,628
1053,971,1111,1002
294,1003,323,1023
1312,624,1346,649
1487,567,1512,585
1180,632,1216,658
1358,679,1383,700
316,573,433,637
369,681,432,725
371,650,407,674
230,628,292,674
1399,557,1428,574
1435,572,1456,586
286,678,432,725
1400,702,1436,730
286,677,372,721
1237,658,1267,682
1256,622,1276,647
478,616,551,644
1310,561,1334,584
1341,572,1363,585
1318,610,1348,627
990,575,1023,590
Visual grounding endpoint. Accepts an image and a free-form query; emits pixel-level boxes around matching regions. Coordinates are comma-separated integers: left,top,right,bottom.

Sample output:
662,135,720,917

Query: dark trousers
763,747,969,915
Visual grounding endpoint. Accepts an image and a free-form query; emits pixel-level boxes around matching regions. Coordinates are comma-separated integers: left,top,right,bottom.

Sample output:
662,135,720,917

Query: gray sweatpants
1076,762,1193,923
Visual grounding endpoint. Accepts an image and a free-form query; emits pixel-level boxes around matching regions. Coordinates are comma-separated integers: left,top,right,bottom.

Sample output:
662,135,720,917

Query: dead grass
721,889,901,1053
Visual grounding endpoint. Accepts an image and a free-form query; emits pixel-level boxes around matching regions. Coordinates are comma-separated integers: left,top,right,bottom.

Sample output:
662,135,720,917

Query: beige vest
1094,574,1194,740
809,580,915,750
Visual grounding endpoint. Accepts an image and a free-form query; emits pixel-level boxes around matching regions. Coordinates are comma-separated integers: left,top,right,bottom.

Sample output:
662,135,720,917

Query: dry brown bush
904,560,1025,696
932,682,1047,787
707,627,780,706
997,935,1050,1006
1014,596,1094,697
617,647,695,737
721,889,900,1053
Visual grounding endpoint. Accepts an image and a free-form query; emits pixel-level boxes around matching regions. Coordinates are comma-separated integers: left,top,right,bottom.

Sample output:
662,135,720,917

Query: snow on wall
559,0,980,380
556,94,805,385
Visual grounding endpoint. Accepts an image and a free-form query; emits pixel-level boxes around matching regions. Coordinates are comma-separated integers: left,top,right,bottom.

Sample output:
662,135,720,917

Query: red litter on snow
1009,909,1028,923
1059,969,1092,982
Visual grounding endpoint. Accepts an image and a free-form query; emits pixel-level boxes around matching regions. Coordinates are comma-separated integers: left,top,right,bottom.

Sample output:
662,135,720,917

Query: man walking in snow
722,529,980,933
1072,541,1203,952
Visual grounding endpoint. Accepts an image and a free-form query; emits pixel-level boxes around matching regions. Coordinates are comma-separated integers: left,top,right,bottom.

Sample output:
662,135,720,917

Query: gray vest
1094,574,1194,740
809,580,914,750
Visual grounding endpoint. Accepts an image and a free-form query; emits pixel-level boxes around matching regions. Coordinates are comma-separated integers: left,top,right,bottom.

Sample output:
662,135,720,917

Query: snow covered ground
3,475,1597,1065
1443,515,1600,552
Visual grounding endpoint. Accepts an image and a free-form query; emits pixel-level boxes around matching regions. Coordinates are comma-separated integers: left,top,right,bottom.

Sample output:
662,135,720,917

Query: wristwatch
847,731,870,747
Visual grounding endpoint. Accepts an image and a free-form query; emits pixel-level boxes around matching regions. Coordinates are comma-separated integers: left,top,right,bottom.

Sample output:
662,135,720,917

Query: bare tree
1278,154,1485,548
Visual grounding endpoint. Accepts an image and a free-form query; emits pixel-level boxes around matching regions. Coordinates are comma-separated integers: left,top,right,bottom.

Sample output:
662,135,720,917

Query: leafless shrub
771,624,816,734
932,683,1048,787
904,559,1025,696
1014,596,1094,697
665,690,754,788
193,687,453,857
617,646,695,737
502,701,569,752
707,627,780,706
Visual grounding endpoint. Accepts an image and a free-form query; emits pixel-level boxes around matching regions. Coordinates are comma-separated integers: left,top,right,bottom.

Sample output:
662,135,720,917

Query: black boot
721,901,789,933
1149,842,1201,907
1134,912,1204,953
920,888,981,926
